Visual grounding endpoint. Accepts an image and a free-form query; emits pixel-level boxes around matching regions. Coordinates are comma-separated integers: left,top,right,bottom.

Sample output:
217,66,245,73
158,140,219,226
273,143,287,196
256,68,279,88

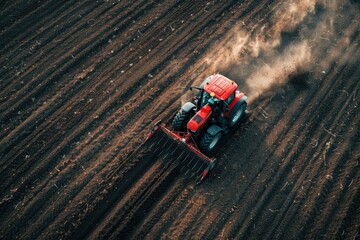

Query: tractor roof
203,74,238,100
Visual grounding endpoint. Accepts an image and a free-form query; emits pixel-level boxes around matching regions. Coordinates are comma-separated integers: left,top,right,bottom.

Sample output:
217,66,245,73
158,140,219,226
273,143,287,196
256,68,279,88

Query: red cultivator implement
145,74,247,183
146,121,216,184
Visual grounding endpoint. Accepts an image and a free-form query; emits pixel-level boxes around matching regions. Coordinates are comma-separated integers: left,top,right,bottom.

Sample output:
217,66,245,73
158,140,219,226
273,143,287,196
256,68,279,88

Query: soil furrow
0,0,359,239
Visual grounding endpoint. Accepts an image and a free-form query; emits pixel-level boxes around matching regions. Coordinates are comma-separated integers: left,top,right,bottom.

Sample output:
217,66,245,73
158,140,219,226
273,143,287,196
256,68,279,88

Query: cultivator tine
148,135,162,150
189,158,199,177
186,155,196,168
196,163,205,174
147,133,167,152
179,152,192,172
175,149,186,162
176,148,214,182
148,136,163,151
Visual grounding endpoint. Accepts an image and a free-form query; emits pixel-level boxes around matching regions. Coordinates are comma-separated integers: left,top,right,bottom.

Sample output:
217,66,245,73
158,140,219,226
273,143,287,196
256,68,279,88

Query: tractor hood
203,74,237,100
187,104,212,134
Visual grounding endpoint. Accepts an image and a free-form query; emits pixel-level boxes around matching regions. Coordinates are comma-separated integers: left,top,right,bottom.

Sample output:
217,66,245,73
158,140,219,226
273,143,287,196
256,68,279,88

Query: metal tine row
160,139,179,162
146,128,211,182
188,157,207,178
179,151,193,173
148,133,167,152
191,159,207,178
149,130,185,168
151,132,174,157
180,153,208,180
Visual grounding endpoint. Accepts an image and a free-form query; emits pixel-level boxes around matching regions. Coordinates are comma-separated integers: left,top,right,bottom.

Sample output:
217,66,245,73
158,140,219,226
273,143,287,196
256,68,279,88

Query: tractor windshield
201,92,211,106
225,92,235,105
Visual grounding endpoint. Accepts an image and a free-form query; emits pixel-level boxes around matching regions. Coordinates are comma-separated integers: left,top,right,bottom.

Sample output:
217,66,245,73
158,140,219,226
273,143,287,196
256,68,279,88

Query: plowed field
1,0,359,239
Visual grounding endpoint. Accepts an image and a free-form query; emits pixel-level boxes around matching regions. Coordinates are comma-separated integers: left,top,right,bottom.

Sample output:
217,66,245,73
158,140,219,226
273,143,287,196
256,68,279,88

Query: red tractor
172,74,247,153
145,74,247,182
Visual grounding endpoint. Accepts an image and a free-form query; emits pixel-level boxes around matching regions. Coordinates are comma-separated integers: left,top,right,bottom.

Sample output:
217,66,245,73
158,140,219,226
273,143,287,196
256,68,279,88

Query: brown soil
0,0,359,239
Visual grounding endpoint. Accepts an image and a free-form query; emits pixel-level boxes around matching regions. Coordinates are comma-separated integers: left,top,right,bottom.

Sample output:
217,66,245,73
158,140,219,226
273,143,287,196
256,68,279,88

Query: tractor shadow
204,71,312,184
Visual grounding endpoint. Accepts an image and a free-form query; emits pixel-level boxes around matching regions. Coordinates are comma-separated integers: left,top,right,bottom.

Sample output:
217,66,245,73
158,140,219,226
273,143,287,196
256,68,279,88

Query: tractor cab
194,75,238,114
173,74,247,153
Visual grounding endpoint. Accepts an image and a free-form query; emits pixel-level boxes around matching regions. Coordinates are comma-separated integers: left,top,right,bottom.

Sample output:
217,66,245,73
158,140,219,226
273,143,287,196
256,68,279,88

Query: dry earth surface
0,0,359,239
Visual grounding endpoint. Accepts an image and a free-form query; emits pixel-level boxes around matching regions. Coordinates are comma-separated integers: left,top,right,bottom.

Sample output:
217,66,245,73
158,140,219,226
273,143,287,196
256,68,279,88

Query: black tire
229,102,247,127
199,131,222,153
172,110,192,131
217,116,229,134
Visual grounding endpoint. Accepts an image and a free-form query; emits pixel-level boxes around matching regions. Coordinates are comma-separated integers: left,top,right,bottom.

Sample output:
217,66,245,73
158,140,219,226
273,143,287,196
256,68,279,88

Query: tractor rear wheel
229,102,247,127
173,110,192,131
199,131,222,153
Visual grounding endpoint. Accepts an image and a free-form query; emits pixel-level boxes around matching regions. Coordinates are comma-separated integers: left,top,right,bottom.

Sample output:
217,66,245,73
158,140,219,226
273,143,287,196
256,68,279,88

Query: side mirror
189,86,203,91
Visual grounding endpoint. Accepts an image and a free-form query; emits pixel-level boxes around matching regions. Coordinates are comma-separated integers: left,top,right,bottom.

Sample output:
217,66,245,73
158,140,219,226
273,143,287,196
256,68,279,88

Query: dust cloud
204,0,359,102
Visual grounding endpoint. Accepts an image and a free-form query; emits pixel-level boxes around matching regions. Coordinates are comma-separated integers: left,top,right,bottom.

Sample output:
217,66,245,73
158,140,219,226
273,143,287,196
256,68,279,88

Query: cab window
201,92,210,106
225,92,235,105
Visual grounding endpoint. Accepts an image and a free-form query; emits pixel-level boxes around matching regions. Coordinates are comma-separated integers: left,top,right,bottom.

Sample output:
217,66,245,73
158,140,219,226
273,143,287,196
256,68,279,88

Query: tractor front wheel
173,110,192,131
199,132,222,153
229,102,247,127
